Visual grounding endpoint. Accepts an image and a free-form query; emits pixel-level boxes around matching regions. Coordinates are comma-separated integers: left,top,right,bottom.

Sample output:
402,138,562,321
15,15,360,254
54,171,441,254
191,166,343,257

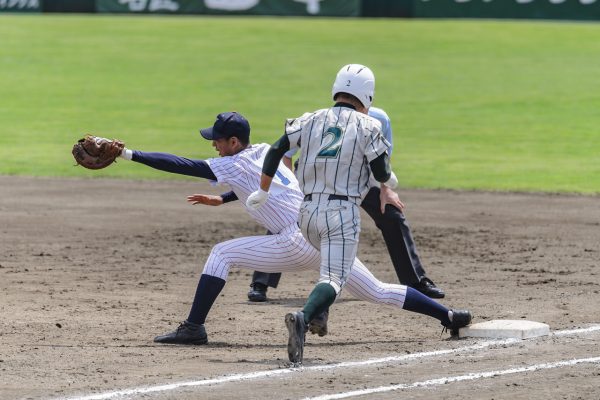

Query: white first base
459,319,550,339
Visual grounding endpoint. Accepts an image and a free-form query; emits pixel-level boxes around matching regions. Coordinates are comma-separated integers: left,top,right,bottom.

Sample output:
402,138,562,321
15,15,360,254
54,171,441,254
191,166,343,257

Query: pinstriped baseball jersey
286,105,390,200
284,106,394,159
207,143,302,234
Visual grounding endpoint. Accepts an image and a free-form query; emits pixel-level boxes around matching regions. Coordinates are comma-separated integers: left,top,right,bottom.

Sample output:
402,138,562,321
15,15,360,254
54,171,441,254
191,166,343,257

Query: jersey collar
334,102,356,110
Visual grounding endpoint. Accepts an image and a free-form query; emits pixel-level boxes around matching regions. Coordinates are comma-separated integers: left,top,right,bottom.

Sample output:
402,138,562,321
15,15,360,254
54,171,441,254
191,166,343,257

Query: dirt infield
1,176,599,400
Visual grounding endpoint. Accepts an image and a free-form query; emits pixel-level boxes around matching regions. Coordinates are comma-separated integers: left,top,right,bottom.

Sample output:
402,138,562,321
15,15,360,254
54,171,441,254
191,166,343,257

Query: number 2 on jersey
317,126,344,158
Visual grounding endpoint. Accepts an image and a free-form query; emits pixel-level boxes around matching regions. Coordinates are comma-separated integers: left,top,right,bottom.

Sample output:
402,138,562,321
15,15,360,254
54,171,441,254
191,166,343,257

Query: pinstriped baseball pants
201,223,407,309
298,197,361,295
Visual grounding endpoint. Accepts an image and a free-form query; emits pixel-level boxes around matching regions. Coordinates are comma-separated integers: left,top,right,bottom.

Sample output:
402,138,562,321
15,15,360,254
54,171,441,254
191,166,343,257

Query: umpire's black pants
252,186,426,288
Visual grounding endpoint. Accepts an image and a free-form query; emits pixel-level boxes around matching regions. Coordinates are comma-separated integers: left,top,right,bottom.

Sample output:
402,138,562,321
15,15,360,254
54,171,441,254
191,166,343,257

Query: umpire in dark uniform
247,107,445,301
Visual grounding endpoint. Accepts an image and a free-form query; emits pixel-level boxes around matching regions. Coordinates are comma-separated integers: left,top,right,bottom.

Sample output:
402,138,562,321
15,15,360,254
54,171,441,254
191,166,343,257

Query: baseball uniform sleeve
205,156,238,184
221,191,238,203
368,107,394,156
369,152,392,183
285,112,313,151
363,120,390,163
132,151,217,180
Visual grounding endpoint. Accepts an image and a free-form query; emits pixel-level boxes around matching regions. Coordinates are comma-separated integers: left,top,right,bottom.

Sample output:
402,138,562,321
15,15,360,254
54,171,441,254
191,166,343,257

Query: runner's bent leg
300,201,360,323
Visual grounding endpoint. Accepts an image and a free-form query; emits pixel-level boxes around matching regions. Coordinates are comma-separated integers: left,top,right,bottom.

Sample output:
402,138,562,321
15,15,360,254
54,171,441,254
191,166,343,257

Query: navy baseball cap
200,111,250,142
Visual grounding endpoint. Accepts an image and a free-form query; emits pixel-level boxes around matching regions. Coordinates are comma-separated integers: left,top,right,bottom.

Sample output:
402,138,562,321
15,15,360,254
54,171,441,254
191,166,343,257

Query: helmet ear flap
331,64,375,108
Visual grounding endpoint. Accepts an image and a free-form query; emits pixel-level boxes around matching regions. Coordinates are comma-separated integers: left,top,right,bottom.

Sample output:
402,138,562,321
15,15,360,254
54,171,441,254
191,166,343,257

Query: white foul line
302,356,600,400
55,325,600,400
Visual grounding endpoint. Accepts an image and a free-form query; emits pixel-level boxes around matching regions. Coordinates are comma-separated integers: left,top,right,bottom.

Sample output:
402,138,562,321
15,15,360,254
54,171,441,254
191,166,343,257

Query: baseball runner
244,105,445,303
247,64,471,363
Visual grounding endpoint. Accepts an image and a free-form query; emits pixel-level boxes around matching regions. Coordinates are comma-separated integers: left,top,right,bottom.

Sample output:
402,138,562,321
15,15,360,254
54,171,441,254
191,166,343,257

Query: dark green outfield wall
3,0,600,20
95,0,360,16
413,0,600,21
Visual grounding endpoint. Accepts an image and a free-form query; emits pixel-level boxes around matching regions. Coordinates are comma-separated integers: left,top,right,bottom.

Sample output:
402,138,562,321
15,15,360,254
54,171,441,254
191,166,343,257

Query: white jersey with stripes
284,106,394,158
206,143,302,234
285,105,390,200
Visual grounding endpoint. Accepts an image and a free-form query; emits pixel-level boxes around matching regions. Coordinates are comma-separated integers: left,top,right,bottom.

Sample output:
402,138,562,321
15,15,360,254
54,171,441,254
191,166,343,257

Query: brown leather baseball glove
72,135,125,170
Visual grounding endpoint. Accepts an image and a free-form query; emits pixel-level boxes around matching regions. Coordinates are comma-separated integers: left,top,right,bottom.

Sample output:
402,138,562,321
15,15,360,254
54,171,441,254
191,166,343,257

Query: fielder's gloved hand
72,135,125,170
246,189,269,210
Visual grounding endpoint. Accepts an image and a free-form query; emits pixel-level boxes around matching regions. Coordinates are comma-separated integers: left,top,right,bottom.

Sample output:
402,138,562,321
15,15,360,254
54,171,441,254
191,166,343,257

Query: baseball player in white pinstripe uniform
248,64,472,363
115,110,470,363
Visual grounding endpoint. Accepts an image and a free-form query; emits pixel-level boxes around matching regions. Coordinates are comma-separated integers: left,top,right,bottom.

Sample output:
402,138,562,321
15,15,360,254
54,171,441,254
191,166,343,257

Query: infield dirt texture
1,176,599,399
1,14,600,400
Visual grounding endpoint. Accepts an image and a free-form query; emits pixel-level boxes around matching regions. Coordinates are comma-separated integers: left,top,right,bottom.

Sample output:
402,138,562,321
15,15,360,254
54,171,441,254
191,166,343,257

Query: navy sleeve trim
220,191,238,203
132,150,217,181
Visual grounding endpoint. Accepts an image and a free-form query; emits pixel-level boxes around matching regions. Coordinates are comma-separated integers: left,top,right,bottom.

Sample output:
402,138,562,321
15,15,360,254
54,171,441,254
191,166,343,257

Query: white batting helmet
331,64,375,108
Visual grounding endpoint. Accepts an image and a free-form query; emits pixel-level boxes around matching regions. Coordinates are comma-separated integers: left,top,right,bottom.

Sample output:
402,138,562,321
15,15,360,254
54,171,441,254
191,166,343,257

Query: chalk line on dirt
302,356,600,400
54,324,600,400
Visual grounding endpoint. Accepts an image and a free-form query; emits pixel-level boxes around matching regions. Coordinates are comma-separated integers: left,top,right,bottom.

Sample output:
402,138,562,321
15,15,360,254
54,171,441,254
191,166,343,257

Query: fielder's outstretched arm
120,149,218,181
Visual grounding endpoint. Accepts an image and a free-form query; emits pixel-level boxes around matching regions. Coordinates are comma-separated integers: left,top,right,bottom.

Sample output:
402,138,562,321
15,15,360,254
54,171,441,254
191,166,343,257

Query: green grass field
1,14,599,193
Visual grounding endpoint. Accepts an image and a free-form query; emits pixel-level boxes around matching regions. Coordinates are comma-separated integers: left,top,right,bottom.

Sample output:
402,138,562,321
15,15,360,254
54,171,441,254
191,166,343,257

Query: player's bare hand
379,184,405,214
187,194,224,206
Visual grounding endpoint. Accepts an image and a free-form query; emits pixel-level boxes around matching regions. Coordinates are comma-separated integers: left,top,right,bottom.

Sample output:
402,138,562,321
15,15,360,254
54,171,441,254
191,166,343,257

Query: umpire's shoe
247,282,268,302
154,320,208,345
442,309,472,336
308,309,328,337
285,311,307,364
413,277,445,299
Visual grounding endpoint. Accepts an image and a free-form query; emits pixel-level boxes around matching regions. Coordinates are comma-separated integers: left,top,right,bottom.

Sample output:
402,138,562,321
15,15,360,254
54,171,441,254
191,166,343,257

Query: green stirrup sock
302,283,337,323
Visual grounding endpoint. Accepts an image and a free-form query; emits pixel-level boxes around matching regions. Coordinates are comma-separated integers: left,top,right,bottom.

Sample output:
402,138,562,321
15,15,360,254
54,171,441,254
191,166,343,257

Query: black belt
304,194,349,202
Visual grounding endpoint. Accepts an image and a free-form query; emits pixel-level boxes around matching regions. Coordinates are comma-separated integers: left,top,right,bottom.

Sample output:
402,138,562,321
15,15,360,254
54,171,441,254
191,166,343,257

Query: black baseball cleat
285,311,307,364
442,309,472,336
413,277,445,299
154,320,208,345
308,309,329,337
247,282,268,302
